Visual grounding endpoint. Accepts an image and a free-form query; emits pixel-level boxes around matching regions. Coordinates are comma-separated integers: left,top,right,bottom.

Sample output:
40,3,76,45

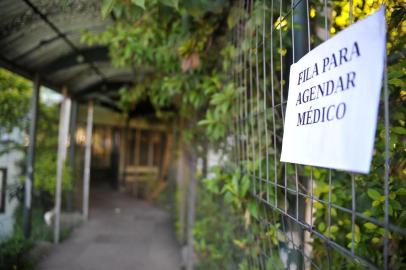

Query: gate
230,0,405,269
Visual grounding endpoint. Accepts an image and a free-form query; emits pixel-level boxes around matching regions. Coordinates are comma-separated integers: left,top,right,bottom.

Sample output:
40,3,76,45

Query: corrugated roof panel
0,0,134,102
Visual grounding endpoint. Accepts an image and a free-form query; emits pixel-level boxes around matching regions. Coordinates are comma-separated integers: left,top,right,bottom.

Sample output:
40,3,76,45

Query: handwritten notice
280,8,386,174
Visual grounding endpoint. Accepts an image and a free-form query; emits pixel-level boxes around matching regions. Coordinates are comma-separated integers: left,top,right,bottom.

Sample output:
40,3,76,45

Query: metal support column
67,100,78,211
23,74,40,239
82,100,94,220
185,146,198,270
54,87,71,244
287,0,310,268
293,0,309,61
177,119,186,245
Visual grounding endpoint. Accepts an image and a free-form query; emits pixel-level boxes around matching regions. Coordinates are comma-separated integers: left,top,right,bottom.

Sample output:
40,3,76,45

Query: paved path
39,187,181,270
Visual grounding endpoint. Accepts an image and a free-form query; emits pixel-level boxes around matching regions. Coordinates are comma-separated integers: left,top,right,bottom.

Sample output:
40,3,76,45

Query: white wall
0,128,23,241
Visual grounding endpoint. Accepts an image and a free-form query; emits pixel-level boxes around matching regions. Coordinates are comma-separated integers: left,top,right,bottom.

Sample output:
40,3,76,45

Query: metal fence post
23,73,40,239
286,0,310,268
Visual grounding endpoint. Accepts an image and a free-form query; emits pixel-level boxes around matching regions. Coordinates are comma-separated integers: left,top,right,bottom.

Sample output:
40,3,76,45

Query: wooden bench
124,165,159,198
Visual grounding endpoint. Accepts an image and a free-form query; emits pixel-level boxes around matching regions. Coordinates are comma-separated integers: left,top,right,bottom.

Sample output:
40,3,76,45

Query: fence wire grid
229,0,405,269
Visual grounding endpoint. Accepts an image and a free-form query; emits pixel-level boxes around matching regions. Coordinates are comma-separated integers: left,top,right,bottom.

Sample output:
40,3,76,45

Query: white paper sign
280,8,386,174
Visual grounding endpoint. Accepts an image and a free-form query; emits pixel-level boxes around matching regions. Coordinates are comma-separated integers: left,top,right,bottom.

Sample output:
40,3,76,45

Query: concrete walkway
39,187,181,270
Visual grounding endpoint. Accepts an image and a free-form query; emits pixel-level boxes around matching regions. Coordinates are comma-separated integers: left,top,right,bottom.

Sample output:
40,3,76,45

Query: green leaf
331,207,337,217
372,200,381,207
372,237,381,244
388,78,404,87
131,0,145,9
355,232,361,243
231,174,239,194
198,119,212,126
364,222,377,230
240,175,250,197
392,126,406,135
227,7,245,29
224,191,233,205
367,188,381,201
247,200,258,219
397,188,406,196
101,0,116,18
390,199,401,210
318,222,326,232
355,223,360,232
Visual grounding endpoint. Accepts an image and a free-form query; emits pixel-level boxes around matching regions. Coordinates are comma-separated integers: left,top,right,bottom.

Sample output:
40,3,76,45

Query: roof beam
73,81,132,99
21,0,107,83
41,47,110,74
0,55,58,90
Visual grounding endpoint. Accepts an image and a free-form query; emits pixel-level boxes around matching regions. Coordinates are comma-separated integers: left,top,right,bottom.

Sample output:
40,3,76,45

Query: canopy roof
0,0,134,108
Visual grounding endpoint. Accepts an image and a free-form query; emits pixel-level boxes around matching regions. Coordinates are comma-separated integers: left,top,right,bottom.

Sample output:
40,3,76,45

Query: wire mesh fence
229,0,405,269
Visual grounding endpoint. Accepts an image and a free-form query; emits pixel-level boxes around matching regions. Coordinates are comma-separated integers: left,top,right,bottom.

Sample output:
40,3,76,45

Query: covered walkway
0,1,193,268
38,186,181,270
